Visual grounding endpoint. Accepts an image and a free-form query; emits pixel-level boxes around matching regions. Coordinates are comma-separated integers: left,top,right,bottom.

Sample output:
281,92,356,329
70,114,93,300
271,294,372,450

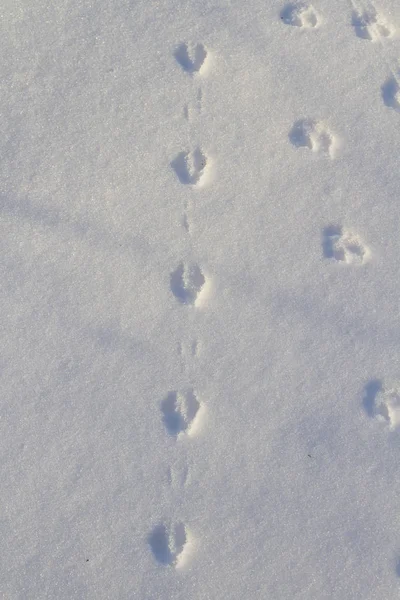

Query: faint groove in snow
167,464,191,489
177,340,199,359
184,89,203,122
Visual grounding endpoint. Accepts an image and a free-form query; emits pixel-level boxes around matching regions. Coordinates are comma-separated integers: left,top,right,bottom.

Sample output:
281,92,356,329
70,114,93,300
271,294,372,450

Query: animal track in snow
289,119,337,157
280,3,320,28
171,148,209,186
352,7,394,41
177,340,200,374
175,43,209,75
322,225,369,264
149,522,191,567
382,77,400,112
170,262,207,306
363,380,400,430
161,389,203,437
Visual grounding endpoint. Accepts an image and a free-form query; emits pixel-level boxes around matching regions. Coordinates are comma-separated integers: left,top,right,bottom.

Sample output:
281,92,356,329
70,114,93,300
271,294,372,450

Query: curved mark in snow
161,389,203,437
149,522,191,567
170,262,207,306
171,148,209,186
175,43,209,74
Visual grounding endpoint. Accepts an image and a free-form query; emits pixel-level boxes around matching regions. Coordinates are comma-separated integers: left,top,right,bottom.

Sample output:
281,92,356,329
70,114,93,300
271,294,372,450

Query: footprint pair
281,2,395,41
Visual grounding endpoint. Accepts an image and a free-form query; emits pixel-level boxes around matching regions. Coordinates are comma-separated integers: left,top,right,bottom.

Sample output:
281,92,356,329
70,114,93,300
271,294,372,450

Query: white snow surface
1,0,400,598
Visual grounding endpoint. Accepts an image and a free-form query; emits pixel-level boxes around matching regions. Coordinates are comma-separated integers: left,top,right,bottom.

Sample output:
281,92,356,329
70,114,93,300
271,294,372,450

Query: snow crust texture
2,0,400,598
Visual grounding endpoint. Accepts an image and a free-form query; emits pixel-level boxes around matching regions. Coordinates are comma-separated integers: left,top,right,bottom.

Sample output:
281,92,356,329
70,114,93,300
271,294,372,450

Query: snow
1,0,400,597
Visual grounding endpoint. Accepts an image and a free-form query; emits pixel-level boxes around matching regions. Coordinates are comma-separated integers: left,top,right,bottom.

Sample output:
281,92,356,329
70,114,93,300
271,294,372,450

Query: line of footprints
149,42,208,570
149,3,399,568
282,2,400,113
281,1,395,40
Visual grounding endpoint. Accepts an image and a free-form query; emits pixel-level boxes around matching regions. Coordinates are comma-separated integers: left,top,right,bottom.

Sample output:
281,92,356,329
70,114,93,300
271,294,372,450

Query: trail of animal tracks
1,0,400,598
